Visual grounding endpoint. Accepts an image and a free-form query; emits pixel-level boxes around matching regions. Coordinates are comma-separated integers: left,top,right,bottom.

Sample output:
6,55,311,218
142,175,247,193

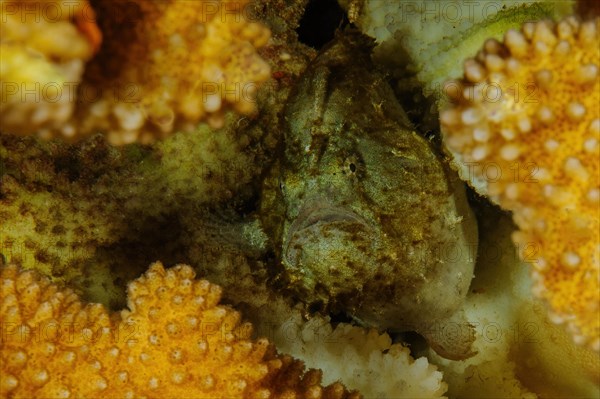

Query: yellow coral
1,0,272,144
0,262,359,398
73,0,272,144
0,0,97,136
440,16,600,350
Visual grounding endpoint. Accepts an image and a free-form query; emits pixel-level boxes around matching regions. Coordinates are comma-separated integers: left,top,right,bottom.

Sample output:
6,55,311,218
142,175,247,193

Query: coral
66,0,271,144
4,0,597,395
339,0,574,95
0,113,272,306
440,16,600,351
428,208,599,398
0,0,98,136
0,261,360,398
1,0,272,144
0,0,311,310
337,0,575,131
265,309,448,398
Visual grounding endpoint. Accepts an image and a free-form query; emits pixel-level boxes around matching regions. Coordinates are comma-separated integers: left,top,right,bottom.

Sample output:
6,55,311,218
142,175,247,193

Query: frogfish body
261,32,479,360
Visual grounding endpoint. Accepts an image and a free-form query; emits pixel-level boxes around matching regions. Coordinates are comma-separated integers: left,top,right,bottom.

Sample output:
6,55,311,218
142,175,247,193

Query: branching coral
3,0,597,396
72,0,272,144
265,310,448,398
0,261,360,398
338,0,574,94
440,16,600,351
0,0,98,136
1,0,272,144
337,0,575,130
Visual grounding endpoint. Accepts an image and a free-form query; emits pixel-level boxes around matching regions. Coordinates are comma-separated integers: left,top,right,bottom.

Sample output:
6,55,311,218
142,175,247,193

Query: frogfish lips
283,205,374,269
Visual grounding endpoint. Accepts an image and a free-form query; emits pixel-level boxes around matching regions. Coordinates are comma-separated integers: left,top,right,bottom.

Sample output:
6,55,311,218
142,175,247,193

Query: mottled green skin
261,33,478,359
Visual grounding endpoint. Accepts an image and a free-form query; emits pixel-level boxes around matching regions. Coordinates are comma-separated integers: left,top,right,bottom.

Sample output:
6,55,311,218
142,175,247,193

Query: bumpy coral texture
440,17,600,351
1,0,271,144
0,115,271,305
339,0,574,96
71,0,271,145
0,262,360,398
0,0,99,136
269,311,448,398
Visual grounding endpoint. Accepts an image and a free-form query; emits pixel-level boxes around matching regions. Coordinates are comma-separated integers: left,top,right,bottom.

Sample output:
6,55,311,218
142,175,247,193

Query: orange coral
440,16,600,351
0,0,98,136
0,262,359,398
74,0,272,144
73,1,102,54
1,0,272,144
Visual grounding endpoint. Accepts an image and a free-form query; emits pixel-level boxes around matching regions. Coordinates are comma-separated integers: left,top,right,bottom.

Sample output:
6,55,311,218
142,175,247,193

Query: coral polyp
78,0,272,144
0,0,272,144
0,262,359,398
0,0,98,137
440,16,600,351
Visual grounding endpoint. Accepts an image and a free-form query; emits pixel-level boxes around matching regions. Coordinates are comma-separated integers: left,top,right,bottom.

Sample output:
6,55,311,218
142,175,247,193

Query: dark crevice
296,0,348,49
